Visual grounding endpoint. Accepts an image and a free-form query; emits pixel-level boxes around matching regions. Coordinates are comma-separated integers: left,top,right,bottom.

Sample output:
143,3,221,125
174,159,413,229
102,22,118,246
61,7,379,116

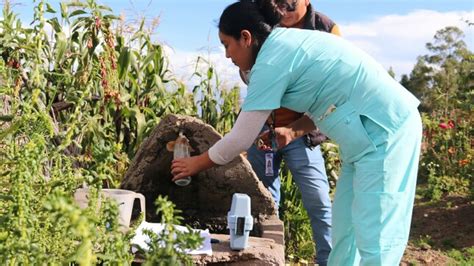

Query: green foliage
401,26,473,113
321,142,341,192
216,84,240,134
140,196,204,266
280,143,340,263
412,234,434,250
1,0,471,263
446,246,474,265
0,0,230,264
192,56,240,134
388,66,396,78
419,110,472,200
193,56,219,128
1,0,197,172
402,26,473,200
279,167,315,262
0,106,134,264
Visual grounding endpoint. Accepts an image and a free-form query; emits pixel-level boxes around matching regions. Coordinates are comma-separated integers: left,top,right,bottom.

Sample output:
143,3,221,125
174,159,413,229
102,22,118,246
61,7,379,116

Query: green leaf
67,2,87,8
98,5,113,12
116,36,125,48
45,3,57,13
0,230,7,241
0,121,21,139
69,10,87,18
207,67,214,80
154,74,164,90
118,47,131,79
142,52,155,69
60,2,68,19
131,51,139,74
47,17,61,33
132,106,146,141
55,32,67,64
0,115,14,122
120,91,132,102
103,14,119,20
0,194,14,201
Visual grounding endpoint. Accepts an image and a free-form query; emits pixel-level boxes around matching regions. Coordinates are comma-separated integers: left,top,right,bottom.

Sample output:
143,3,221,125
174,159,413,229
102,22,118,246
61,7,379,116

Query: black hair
218,0,282,57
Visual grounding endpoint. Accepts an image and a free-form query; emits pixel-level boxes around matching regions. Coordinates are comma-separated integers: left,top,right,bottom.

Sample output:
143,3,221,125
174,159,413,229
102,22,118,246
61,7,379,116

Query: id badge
265,152,274,176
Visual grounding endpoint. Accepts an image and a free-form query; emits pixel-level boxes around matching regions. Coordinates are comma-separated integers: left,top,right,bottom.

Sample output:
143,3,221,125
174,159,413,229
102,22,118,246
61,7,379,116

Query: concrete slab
193,234,285,265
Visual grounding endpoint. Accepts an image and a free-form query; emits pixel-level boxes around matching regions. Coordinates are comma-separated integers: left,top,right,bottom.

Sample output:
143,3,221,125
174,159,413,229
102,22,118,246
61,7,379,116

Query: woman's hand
171,152,215,181
171,156,198,181
273,127,296,148
256,127,296,150
255,115,316,151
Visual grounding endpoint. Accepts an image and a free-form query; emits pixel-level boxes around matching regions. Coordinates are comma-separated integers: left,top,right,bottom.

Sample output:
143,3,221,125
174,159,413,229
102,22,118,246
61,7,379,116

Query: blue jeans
247,136,332,265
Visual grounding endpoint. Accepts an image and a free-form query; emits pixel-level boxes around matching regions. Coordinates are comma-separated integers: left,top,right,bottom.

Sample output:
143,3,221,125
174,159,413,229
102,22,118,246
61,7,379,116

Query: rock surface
193,234,285,265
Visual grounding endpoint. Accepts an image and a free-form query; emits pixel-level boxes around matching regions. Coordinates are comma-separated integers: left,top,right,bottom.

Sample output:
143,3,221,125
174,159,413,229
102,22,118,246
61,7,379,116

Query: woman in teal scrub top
171,1,422,264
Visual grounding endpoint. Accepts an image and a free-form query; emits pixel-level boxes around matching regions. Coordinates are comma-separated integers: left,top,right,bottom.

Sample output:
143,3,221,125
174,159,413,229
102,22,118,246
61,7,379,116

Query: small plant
412,235,434,250
139,196,204,266
446,246,474,265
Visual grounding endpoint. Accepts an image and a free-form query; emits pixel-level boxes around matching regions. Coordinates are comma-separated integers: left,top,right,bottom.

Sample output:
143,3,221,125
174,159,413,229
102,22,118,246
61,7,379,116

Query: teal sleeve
242,63,290,111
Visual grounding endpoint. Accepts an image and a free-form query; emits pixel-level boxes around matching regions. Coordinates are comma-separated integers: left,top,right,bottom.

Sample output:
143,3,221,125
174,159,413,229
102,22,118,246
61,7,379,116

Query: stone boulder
120,114,277,232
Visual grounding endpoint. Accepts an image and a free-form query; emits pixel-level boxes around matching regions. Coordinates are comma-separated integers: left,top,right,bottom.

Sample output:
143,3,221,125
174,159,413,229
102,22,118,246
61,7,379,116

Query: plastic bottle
173,132,192,186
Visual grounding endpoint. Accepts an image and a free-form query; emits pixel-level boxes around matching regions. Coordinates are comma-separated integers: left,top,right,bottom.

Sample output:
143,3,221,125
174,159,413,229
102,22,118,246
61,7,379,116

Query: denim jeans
247,136,332,265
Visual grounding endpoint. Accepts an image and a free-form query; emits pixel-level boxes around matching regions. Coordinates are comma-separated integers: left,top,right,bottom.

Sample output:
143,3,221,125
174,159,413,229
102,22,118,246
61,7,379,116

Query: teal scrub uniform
242,28,422,265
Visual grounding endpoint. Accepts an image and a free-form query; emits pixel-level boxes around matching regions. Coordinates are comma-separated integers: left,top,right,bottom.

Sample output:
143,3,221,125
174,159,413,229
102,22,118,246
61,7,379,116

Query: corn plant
0,0,209,263
192,56,240,133
1,0,348,264
279,166,315,262
216,84,240,134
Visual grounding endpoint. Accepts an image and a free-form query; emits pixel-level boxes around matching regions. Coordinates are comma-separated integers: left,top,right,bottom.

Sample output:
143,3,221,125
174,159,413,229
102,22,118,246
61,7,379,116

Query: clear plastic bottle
173,132,192,186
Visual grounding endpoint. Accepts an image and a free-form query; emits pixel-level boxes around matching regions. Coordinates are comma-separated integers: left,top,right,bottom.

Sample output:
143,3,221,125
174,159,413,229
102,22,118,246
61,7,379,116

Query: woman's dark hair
218,0,281,56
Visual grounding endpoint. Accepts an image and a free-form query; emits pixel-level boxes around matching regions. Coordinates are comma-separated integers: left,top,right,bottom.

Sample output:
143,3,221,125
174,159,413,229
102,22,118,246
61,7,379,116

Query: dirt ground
401,195,474,265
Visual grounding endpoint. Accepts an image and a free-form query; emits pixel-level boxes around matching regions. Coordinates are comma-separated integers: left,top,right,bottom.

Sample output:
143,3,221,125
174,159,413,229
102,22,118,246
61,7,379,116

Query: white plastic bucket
74,188,146,228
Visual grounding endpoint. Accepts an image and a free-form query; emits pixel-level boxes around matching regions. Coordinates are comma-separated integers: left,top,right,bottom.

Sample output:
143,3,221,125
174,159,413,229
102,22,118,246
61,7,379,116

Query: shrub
419,111,473,200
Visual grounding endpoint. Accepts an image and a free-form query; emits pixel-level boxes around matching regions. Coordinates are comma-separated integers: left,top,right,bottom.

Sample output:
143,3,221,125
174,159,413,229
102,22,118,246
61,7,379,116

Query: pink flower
439,122,449,129
448,120,455,129
439,120,455,129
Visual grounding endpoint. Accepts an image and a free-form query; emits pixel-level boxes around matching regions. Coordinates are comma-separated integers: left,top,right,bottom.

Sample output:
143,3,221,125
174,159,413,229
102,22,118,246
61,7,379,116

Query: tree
401,26,472,114
400,57,433,111
387,66,396,79
425,26,471,116
402,26,473,200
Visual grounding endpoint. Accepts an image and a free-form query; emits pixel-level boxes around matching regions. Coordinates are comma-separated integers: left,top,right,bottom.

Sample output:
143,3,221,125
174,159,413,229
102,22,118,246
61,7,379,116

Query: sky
5,0,474,90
